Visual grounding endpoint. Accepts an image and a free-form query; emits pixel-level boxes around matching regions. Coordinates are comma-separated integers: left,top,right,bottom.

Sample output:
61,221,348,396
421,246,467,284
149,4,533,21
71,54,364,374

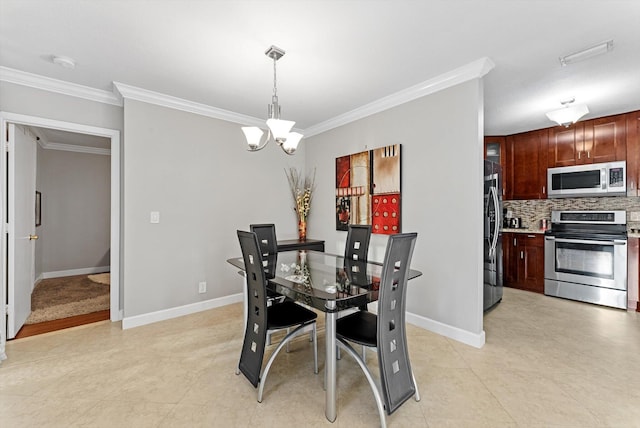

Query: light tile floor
1,287,640,427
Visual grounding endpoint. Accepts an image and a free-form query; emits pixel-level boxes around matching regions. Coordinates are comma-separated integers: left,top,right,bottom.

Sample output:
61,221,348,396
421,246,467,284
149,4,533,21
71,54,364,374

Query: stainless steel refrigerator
484,160,503,311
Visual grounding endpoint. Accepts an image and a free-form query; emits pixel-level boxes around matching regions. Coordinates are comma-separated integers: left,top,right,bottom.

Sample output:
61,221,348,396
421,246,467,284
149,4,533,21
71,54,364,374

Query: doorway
0,113,121,351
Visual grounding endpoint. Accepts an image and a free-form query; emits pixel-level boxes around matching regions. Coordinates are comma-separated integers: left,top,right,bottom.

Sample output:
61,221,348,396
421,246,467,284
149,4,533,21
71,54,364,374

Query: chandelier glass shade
242,46,302,155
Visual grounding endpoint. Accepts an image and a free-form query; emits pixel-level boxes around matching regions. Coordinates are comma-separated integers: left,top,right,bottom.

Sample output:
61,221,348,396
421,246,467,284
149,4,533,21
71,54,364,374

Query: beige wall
36,148,111,275
122,99,305,317
305,79,486,344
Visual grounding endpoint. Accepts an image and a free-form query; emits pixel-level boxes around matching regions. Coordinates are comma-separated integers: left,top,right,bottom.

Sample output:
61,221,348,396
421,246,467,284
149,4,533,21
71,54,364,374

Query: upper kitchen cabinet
626,111,639,196
505,129,548,200
548,123,584,167
484,136,506,165
548,113,626,167
485,136,507,196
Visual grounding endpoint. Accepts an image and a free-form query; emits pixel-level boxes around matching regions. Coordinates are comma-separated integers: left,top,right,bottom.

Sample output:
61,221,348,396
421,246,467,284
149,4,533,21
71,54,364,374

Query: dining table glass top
227,249,422,313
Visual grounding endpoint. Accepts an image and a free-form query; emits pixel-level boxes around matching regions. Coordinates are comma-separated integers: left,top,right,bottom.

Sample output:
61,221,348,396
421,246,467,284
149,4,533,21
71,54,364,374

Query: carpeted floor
25,274,110,324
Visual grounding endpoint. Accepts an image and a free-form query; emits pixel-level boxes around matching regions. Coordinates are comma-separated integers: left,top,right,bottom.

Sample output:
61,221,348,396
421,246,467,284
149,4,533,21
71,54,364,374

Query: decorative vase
298,219,307,241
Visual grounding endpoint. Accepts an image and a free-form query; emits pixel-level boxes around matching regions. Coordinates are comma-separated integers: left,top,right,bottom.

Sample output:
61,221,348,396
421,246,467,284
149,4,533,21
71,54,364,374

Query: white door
7,123,37,339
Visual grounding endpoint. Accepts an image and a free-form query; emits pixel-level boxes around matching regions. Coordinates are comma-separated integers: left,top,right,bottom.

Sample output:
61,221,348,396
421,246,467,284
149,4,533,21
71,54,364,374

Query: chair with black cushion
250,224,278,271
345,224,372,262
236,230,318,402
336,232,420,428
249,223,290,344
345,224,372,314
250,223,284,299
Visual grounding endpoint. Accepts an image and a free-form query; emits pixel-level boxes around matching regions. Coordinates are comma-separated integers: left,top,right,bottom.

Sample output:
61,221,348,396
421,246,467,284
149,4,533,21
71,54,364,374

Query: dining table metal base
325,302,337,422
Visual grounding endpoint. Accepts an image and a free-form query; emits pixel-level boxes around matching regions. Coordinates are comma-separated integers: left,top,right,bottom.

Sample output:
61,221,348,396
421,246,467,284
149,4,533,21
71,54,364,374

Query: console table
276,238,325,252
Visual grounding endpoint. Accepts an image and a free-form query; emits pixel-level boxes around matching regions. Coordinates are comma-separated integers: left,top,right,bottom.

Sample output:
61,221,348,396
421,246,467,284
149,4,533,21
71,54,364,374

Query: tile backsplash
503,196,640,231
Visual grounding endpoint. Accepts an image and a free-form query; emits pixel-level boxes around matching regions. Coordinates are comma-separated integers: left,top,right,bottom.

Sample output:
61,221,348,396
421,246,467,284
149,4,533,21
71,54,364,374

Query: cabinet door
628,237,639,311
484,136,505,164
485,136,507,197
508,130,547,200
502,233,517,286
519,236,545,293
626,111,640,196
583,115,626,164
548,123,584,167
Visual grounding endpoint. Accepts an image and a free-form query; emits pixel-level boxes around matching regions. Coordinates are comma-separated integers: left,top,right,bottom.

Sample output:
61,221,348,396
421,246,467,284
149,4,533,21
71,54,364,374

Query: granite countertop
501,228,640,238
501,228,545,234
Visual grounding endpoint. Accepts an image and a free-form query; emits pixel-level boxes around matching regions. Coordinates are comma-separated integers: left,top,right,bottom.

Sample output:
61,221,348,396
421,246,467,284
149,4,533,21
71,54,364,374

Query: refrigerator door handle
489,186,500,259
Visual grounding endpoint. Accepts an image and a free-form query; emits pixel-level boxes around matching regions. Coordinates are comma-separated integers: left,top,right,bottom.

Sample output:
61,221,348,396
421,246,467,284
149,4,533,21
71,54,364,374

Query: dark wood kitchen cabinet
485,136,507,197
505,129,547,200
502,233,517,285
503,233,544,294
629,237,640,312
626,111,640,196
548,113,626,167
548,123,584,167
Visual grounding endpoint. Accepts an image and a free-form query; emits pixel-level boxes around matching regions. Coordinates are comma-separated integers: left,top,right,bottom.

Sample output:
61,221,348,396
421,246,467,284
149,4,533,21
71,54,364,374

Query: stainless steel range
544,210,628,309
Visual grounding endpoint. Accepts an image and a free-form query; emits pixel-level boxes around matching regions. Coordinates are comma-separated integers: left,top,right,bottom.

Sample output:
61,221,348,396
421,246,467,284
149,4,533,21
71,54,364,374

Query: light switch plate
150,211,160,223
630,211,640,222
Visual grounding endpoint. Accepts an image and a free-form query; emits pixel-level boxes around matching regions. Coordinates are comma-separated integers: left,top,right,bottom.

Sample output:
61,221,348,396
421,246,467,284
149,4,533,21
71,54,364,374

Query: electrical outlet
631,212,640,222
198,281,207,293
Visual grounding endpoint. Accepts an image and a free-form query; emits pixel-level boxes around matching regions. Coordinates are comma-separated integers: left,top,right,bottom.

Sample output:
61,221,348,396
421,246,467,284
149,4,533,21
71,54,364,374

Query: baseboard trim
122,293,243,330
41,266,110,279
406,311,486,349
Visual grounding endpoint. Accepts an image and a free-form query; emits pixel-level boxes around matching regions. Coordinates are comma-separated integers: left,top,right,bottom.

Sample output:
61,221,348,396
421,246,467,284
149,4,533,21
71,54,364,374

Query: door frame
1,112,121,353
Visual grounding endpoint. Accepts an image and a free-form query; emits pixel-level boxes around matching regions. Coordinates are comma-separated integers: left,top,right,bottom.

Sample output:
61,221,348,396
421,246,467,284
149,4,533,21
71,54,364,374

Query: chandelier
242,45,302,155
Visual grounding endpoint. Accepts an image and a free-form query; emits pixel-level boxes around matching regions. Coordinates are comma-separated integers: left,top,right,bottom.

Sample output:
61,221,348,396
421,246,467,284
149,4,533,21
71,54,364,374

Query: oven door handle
550,237,627,245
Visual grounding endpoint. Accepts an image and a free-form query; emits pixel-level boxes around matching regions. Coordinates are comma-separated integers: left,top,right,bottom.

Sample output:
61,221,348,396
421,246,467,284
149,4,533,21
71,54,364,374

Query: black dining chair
345,224,372,262
336,232,420,428
236,230,318,402
250,224,278,270
249,223,291,345
345,224,372,315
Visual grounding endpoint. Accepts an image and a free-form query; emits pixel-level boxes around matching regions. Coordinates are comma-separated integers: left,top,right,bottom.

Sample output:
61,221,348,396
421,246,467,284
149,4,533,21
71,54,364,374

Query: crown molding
0,66,121,106
28,124,111,155
2,57,494,139
113,81,263,126
303,57,495,137
43,141,111,155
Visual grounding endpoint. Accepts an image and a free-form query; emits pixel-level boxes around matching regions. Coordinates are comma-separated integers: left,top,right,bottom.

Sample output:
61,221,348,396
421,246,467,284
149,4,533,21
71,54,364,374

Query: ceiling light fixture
241,45,302,155
545,98,589,127
559,40,613,67
52,55,76,69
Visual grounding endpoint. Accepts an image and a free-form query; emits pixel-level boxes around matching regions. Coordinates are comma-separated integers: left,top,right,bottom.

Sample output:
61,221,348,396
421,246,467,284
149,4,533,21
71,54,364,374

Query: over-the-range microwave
547,161,626,198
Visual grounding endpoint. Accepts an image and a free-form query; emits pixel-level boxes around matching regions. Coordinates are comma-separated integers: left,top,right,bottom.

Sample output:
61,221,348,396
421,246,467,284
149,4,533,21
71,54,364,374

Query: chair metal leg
337,338,387,428
411,369,421,402
312,323,318,374
286,327,290,353
258,322,317,403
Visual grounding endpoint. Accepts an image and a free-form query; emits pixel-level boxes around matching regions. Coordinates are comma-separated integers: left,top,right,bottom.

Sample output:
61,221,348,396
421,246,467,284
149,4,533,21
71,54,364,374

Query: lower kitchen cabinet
629,237,640,312
503,232,545,293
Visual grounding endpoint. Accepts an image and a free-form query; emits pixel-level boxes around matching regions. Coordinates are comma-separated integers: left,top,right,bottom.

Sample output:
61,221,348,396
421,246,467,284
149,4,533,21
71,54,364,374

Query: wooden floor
14,310,110,339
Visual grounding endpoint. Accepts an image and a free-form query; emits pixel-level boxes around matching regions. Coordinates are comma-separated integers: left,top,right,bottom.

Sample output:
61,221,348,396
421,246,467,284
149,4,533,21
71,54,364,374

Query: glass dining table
227,249,422,422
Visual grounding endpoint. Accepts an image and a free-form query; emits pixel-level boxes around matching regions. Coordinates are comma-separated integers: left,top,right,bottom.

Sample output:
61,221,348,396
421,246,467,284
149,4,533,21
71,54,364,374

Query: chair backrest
250,223,277,255
376,232,418,415
344,224,371,262
237,230,269,387
250,224,278,279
